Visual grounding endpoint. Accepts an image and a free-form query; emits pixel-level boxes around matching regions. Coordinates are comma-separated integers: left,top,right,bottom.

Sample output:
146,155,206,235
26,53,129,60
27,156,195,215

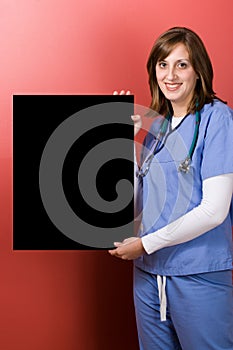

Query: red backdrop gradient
0,1,232,349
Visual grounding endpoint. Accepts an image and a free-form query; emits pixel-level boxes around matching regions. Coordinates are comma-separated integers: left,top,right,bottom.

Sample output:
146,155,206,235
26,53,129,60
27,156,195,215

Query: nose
166,66,177,81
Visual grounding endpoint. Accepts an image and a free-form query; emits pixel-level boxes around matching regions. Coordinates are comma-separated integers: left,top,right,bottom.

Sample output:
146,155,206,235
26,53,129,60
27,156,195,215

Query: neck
171,102,188,118
173,108,187,118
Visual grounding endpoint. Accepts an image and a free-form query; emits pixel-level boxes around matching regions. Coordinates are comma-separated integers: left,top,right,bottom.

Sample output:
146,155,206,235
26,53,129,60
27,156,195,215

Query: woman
109,27,233,349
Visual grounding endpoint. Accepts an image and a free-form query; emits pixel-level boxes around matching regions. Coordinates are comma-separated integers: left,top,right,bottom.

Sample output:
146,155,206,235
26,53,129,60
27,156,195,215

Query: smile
165,83,182,91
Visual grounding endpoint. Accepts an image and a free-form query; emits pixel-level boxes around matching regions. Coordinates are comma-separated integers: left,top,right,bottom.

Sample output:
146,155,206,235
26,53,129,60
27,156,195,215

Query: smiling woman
109,27,233,350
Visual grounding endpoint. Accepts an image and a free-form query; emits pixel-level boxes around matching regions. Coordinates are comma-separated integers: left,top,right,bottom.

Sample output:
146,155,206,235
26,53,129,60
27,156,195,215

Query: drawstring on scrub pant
157,275,167,321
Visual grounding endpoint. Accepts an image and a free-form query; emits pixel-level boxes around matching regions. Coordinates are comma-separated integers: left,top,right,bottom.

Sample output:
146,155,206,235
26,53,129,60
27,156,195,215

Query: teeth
165,83,181,91
166,83,180,88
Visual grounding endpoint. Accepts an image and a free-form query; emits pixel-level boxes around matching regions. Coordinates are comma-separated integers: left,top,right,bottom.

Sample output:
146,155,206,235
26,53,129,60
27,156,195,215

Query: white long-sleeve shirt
141,173,233,254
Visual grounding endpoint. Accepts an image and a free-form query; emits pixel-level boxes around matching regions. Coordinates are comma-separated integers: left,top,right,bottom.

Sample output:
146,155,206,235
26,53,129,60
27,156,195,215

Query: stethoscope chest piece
178,157,191,173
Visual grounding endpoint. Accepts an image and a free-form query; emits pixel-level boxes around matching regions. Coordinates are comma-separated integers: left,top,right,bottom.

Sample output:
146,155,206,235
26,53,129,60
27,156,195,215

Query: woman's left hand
108,237,145,260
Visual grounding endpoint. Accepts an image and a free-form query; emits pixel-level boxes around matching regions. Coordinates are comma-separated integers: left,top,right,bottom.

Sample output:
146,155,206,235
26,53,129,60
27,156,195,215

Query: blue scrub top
135,100,233,276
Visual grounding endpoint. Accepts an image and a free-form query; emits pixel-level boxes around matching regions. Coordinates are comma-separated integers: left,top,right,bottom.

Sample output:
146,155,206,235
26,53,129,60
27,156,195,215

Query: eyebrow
159,58,190,62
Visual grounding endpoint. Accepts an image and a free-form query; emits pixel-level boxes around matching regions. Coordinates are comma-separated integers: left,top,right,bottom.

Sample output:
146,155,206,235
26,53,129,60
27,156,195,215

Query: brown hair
147,27,216,116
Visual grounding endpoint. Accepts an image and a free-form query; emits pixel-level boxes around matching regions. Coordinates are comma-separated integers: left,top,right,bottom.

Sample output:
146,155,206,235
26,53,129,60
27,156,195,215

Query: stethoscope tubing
137,109,201,177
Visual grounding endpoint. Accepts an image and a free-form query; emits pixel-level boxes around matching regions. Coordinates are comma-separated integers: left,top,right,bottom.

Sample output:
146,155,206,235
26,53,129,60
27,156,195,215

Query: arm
142,173,233,254
109,173,233,260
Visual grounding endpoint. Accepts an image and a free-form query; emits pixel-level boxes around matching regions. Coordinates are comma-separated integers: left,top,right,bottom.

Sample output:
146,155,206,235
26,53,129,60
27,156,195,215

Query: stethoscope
136,107,201,177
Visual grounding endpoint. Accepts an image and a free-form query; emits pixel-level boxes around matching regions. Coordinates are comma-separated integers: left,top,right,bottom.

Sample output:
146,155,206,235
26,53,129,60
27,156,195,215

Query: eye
177,62,188,69
157,61,167,69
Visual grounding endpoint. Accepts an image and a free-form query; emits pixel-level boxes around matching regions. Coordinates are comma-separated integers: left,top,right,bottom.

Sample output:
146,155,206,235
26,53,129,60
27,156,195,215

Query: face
155,43,198,112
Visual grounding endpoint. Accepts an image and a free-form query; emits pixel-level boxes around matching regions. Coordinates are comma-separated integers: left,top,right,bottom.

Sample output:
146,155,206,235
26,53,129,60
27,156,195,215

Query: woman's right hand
131,114,142,136
113,90,142,136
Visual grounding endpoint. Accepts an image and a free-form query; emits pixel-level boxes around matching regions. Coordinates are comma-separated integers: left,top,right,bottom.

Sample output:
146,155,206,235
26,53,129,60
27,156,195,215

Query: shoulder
144,116,163,140
150,115,164,128
141,116,164,149
200,100,233,134
201,100,233,120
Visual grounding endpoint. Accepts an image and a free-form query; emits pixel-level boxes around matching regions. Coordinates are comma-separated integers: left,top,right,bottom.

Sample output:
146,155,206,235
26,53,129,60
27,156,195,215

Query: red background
0,1,232,349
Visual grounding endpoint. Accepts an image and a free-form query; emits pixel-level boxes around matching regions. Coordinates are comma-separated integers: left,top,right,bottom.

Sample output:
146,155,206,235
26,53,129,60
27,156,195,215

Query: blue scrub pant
134,266,233,350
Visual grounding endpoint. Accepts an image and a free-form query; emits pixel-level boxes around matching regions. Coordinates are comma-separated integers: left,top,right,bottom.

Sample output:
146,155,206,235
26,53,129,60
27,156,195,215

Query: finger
123,237,138,245
121,255,129,260
122,238,132,244
108,249,117,256
131,114,141,122
114,242,123,247
108,250,122,259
